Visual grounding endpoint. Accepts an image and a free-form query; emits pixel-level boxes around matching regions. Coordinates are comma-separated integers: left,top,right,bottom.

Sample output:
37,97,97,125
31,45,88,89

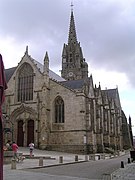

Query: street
23,153,130,180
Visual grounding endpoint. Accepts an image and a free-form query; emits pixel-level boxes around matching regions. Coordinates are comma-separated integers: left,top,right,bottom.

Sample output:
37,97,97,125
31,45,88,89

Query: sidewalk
3,147,135,180
4,147,88,180
111,162,135,180
4,147,86,170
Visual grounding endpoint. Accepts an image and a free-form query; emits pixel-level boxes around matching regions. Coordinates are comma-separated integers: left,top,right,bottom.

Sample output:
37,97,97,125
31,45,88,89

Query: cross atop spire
70,1,74,12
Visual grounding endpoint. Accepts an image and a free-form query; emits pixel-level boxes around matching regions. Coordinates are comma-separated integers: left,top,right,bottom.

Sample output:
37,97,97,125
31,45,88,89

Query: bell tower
61,5,88,80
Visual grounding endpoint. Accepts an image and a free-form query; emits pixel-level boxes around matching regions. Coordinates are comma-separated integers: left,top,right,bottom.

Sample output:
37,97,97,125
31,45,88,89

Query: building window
104,111,108,132
18,63,34,102
110,115,114,134
55,96,64,123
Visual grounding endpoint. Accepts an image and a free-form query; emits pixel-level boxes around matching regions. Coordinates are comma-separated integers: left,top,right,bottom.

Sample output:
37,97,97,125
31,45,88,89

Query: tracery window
18,63,34,102
55,96,64,123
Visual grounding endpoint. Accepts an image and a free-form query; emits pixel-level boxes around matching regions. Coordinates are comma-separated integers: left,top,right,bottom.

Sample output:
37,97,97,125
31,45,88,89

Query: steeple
68,8,77,45
61,7,88,81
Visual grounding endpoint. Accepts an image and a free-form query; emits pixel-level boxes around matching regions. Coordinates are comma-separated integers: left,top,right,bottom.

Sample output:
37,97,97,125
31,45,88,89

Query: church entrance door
17,120,24,146
27,120,34,146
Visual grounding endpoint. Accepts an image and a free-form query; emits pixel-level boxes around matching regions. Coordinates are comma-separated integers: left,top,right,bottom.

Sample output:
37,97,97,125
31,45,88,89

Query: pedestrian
29,142,34,157
6,140,11,150
11,142,19,160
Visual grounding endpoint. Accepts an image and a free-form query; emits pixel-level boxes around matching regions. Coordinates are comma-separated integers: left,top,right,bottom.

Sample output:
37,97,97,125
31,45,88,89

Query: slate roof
60,79,85,89
102,89,117,100
33,59,65,82
49,69,65,82
5,61,65,83
5,67,17,82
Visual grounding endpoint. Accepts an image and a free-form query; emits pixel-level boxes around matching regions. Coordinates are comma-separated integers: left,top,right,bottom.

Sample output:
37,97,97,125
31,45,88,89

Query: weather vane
71,1,74,12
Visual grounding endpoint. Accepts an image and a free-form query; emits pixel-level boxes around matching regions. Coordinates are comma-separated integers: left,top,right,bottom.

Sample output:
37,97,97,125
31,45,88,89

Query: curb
22,160,87,170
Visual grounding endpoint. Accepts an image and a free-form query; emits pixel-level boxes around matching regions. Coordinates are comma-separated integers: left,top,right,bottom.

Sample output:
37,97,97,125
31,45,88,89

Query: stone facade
3,10,133,154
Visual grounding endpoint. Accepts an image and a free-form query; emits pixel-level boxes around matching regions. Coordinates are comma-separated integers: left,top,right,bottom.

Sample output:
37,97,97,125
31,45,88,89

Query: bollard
100,154,105,159
85,155,88,161
89,155,91,160
102,173,112,180
75,155,78,162
39,157,43,166
121,161,124,168
128,158,131,164
59,156,63,163
89,154,95,161
11,159,16,169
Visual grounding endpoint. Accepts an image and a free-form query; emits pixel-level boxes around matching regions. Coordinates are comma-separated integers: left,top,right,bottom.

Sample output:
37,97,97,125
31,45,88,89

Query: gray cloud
1,0,135,86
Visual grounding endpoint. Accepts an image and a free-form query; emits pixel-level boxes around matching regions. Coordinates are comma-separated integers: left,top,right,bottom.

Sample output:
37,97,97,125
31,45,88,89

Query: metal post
121,161,124,168
128,158,131,164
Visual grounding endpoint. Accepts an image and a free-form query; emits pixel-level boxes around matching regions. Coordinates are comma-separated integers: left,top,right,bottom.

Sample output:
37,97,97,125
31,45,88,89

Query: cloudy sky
0,0,135,134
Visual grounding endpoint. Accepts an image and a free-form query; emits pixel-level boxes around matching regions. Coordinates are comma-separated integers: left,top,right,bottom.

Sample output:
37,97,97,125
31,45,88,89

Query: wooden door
17,120,24,146
27,120,34,146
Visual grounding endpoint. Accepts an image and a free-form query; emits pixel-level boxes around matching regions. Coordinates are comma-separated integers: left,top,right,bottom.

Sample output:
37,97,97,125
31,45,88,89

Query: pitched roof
60,79,85,89
5,61,65,82
5,67,17,82
102,88,121,108
33,59,65,81
102,89,117,100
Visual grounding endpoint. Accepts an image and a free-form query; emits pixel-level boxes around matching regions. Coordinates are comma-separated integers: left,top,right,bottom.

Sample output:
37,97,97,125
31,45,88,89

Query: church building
3,9,132,154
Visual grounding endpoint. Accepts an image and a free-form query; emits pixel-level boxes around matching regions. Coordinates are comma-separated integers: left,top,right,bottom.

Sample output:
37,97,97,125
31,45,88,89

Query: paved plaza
3,147,135,180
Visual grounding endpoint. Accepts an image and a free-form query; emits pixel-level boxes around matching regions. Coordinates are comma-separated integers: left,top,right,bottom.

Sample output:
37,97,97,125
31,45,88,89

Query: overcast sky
0,0,135,134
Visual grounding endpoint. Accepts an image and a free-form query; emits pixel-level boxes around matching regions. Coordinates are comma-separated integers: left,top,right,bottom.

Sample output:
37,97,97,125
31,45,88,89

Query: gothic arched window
55,96,64,123
18,63,34,102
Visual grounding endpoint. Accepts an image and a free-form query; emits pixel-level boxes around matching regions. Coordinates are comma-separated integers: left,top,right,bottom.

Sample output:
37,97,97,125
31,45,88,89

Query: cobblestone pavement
3,147,135,180
111,163,135,180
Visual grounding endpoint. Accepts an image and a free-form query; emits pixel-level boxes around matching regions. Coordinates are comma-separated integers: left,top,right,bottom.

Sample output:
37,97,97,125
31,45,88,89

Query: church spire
68,4,77,45
61,4,88,80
